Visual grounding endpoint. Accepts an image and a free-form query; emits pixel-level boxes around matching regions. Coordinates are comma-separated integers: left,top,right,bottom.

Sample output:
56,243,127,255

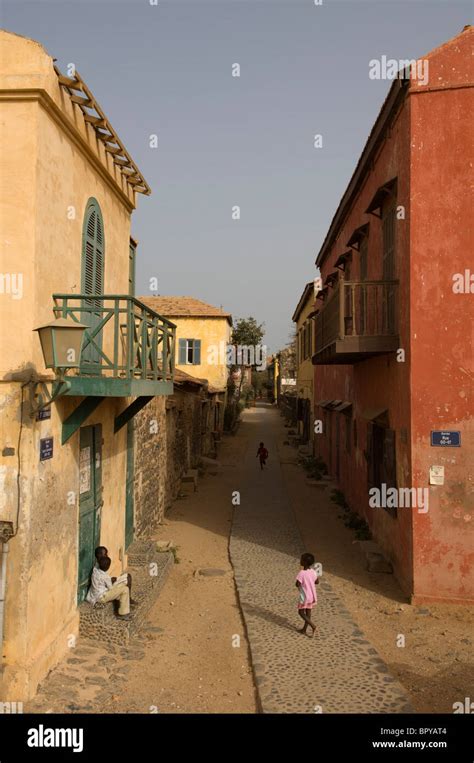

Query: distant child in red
295,552,319,637
256,442,268,470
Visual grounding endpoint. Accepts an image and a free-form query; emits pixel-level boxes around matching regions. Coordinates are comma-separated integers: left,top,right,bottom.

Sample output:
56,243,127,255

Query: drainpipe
0,542,9,664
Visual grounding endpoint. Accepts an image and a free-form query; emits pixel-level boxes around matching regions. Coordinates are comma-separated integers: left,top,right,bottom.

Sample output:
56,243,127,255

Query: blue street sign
40,437,54,461
36,407,51,421
430,431,461,447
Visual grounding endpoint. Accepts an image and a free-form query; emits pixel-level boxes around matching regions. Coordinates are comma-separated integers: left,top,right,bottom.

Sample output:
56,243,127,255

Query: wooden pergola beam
70,94,92,106
82,113,107,128
57,75,85,91
53,64,151,195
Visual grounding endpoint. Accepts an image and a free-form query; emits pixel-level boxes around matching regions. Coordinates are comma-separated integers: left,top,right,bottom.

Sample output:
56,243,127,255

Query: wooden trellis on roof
54,65,151,196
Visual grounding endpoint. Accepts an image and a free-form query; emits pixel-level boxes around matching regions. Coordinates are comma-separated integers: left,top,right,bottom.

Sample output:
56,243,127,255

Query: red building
313,27,473,604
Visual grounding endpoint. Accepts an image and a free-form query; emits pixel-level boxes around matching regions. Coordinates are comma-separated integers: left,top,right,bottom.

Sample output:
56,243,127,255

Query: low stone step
79,551,174,646
126,539,157,567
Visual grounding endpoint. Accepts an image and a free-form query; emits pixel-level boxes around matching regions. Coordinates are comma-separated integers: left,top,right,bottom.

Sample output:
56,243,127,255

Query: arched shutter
81,199,105,368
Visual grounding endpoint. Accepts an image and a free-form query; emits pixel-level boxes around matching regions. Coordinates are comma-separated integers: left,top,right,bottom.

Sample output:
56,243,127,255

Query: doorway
78,424,103,603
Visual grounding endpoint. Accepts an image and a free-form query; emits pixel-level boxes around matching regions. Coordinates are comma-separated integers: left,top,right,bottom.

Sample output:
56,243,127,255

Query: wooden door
78,425,103,603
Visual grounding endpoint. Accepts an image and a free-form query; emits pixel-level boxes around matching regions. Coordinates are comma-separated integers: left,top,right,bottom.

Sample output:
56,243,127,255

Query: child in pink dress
295,552,319,637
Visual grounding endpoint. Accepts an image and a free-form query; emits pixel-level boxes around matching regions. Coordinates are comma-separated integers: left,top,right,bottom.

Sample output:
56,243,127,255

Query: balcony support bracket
114,396,153,434
62,397,104,445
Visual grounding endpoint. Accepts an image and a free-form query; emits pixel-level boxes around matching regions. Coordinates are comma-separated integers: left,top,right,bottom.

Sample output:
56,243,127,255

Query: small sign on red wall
430,431,461,447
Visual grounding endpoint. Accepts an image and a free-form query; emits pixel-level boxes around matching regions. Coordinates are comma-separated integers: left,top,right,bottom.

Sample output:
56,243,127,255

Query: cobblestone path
230,405,412,714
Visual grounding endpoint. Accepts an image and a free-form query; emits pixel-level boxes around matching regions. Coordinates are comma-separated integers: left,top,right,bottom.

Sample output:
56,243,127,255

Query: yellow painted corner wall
0,32,137,699
0,100,38,373
0,104,132,377
173,317,231,389
1,390,129,700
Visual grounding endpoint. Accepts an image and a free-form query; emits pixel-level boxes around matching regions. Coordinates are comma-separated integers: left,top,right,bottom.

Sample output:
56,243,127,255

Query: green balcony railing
53,294,176,382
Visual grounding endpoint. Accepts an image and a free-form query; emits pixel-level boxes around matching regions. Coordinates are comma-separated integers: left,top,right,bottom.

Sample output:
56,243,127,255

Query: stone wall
133,384,218,538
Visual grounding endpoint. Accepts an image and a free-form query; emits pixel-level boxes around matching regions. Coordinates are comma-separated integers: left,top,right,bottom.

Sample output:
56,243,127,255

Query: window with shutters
178,339,201,365
81,198,105,368
82,198,104,296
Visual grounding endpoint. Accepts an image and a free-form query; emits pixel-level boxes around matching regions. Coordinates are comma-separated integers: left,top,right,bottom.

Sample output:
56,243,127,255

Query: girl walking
295,552,319,637
256,442,269,470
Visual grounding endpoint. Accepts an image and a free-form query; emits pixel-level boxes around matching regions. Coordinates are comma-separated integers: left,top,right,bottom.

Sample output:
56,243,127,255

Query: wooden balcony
313,280,399,365
53,294,176,397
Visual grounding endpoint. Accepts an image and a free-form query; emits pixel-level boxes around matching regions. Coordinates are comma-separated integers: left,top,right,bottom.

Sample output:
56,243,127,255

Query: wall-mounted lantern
34,317,87,372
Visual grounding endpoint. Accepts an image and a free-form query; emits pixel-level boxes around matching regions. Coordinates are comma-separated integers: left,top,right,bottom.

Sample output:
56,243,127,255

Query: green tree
230,316,265,401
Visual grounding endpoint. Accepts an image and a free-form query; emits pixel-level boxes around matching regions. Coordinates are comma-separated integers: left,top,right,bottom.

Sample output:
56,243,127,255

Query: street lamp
34,317,87,372
28,318,88,415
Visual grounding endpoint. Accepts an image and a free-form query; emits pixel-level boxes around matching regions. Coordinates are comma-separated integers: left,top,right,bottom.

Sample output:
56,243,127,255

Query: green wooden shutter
81,199,105,368
193,340,201,365
95,213,104,294
178,339,186,364
84,211,95,299
82,199,105,295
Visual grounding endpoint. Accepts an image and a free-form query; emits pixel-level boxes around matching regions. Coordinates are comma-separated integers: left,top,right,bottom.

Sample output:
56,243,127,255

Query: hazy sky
3,0,471,352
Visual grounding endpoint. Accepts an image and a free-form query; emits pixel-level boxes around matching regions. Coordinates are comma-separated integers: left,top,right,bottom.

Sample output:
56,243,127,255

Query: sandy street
27,404,473,714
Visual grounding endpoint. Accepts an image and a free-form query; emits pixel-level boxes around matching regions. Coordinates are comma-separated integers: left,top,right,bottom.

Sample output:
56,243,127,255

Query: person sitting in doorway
86,555,130,619
94,546,136,604
94,546,108,568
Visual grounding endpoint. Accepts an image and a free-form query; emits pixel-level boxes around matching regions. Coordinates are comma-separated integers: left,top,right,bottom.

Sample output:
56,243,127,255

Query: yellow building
142,297,232,430
292,282,317,444
0,30,175,699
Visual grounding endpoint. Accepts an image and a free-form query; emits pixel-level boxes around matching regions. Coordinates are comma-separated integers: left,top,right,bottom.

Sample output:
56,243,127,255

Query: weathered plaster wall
409,28,474,603
0,388,128,699
314,28,474,602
